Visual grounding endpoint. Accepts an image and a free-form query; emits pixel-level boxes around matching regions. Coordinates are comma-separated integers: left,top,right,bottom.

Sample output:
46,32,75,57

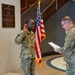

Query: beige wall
0,0,21,75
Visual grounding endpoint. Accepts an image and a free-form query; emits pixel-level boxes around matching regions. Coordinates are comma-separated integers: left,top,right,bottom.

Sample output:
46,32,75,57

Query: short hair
21,18,32,30
61,16,72,22
25,18,32,24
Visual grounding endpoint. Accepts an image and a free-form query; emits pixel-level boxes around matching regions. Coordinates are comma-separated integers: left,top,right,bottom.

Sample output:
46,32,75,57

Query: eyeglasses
62,21,67,27
62,23,65,26
62,20,69,27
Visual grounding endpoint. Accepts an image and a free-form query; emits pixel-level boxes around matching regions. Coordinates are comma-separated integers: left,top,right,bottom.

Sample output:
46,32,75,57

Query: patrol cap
61,16,72,22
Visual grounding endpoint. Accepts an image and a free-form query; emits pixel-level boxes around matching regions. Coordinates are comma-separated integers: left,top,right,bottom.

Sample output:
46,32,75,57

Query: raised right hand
23,24,28,32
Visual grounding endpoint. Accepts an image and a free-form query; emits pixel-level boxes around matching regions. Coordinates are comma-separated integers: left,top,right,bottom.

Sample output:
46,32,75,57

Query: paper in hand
48,42,60,49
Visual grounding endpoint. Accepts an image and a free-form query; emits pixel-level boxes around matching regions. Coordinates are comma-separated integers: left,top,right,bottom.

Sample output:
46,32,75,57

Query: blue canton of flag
34,0,46,67
36,8,41,26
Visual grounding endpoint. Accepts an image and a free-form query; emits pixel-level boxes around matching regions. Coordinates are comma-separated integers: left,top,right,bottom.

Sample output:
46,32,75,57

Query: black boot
30,74,34,75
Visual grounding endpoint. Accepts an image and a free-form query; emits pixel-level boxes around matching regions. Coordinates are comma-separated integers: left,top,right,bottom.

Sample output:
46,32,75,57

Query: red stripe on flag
35,26,42,58
34,1,46,67
40,19,46,41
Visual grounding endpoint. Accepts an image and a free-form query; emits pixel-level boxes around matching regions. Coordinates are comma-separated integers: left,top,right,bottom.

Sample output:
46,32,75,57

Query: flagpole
35,0,46,67
38,0,41,19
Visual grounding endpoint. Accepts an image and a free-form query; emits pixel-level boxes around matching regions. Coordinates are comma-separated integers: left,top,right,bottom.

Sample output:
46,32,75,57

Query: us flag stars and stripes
34,0,46,67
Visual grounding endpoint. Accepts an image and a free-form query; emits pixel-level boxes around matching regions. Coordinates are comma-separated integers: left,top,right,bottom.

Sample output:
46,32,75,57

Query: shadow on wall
42,1,75,54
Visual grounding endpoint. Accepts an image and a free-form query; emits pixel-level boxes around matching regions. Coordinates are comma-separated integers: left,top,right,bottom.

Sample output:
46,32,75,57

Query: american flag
34,1,46,67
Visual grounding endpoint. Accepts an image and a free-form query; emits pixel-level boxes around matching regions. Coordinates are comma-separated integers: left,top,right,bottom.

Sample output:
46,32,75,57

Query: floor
4,54,66,75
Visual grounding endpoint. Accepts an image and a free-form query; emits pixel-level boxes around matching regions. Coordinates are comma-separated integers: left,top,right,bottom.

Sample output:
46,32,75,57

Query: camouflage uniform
15,30,35,75
57,26,75,75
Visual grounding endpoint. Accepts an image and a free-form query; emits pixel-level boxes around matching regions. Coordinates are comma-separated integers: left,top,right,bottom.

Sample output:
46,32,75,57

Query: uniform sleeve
57,28,75,54
15,30,26,45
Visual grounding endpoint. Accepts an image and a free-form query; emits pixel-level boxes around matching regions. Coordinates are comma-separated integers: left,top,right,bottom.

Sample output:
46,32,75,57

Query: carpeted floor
4,54,66,75
4,73,21,75
46,56,66,72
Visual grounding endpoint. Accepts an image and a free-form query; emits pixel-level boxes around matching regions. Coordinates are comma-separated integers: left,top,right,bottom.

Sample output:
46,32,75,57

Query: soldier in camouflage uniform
15,18,35,75
54,16,75,75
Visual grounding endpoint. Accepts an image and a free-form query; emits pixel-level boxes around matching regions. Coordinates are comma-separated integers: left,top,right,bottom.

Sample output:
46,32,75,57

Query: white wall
0,0,21,75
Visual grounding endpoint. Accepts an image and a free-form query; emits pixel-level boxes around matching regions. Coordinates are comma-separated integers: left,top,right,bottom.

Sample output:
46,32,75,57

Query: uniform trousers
21,57,35,75
66,64,75,75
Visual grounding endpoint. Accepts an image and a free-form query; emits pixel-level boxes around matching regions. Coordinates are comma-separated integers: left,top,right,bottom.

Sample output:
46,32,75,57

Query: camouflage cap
61,16,72,21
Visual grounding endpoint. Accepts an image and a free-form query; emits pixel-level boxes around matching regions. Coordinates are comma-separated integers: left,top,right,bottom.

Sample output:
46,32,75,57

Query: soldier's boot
30,74,34,75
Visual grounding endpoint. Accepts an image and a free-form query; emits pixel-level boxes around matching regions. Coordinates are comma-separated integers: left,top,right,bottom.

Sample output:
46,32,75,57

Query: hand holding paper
54,48,59,52
48,42,60,52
